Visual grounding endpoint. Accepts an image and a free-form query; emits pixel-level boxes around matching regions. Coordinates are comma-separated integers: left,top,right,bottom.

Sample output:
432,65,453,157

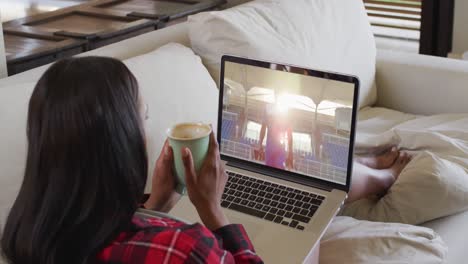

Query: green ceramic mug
167,123,212,195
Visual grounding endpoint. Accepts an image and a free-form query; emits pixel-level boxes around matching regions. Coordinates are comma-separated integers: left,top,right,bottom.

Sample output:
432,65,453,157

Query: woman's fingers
182,148,197,186
162,143,173,163
208,131,219,154
155,141,173,173
159,139,169,157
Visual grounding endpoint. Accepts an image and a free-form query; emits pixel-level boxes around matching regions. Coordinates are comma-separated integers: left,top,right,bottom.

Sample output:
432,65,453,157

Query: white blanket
356,107,467,157
321,107,468,264
344,107,468,225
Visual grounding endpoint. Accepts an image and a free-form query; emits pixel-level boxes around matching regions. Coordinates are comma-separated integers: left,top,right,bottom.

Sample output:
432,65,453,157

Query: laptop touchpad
226,210,264,238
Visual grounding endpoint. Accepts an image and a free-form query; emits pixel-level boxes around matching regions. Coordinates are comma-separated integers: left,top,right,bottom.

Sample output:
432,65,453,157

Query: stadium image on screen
221,61,355,185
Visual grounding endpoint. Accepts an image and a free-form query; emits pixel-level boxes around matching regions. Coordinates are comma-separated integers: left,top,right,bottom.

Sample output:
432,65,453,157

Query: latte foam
168,123,211,140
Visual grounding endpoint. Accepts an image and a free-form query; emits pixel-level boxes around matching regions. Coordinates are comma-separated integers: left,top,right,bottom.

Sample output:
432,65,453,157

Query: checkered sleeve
97,216,263,264
213,224,263,264
184,224,263,264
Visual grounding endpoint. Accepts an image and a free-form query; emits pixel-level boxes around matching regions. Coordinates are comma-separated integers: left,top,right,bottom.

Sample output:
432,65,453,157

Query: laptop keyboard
221,171,325,231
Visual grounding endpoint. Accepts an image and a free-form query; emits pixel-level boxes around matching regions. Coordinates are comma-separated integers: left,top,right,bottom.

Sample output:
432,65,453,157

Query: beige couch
1,17,468,264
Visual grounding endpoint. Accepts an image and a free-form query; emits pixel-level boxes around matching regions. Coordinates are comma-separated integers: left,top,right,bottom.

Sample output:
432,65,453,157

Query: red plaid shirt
97,212,263,263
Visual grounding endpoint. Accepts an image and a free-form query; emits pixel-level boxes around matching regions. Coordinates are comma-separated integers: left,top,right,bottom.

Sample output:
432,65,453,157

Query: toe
401,152,412,165
398,153,406,164
407,153,414,161
406,154,412,164
382,146,399,167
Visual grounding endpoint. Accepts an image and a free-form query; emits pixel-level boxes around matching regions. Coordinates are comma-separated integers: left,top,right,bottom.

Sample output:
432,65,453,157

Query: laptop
171,55,359,263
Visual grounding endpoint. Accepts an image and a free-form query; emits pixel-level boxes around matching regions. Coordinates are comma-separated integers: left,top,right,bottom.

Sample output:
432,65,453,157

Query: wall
452,0,468,55
0,10,7,78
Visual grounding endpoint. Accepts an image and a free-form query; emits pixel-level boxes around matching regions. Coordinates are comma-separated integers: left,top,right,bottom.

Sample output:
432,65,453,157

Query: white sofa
1,15,468,264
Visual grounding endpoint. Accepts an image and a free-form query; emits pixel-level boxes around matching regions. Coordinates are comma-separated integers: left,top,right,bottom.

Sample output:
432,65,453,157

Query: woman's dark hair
1,57,148,264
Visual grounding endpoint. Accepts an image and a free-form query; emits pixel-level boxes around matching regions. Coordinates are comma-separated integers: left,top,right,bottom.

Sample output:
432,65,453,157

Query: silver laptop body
171,55,360,263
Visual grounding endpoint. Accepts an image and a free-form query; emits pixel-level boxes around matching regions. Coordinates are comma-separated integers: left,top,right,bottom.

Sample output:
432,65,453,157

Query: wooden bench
4,0,226,76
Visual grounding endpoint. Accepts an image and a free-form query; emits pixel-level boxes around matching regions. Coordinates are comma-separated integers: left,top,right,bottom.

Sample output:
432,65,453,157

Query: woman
1,57,263,264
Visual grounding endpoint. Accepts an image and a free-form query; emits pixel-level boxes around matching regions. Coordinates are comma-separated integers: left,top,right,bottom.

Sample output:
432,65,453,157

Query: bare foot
376,152,412,193
347,153,413,203
356,146,399,169
385,152,412,181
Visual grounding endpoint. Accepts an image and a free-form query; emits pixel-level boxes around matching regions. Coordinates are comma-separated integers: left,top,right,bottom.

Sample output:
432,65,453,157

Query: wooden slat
365,5,421,15
78,7,141,21
4,27,65,40
95,0,226,21
370,22,420,31
166,0,226,20
4,31,86,63
364,0,421,9
367,13,420,21
364,0,421,5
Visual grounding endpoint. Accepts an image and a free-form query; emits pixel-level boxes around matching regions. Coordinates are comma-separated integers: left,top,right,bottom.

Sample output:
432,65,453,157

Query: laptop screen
220,58,357,186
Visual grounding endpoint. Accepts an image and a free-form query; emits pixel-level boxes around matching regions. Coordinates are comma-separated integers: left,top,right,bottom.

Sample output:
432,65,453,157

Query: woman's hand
182,131,229,230
144,140,181,213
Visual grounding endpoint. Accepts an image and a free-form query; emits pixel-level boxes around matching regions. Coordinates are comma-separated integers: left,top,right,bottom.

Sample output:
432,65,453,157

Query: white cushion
0,82,35,225
188,0,377,108
123,43,219,191
0,43,219,226
321,216,448,264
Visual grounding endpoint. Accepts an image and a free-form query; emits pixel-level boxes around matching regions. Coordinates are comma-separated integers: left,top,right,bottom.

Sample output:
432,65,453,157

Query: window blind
364,0,422,41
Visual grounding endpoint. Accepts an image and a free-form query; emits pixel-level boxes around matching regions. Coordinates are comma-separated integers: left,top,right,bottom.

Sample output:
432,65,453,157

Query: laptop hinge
226,160,335,192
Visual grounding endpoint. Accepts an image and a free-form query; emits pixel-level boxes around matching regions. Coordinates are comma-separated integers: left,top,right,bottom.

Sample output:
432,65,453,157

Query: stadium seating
323,142,349,169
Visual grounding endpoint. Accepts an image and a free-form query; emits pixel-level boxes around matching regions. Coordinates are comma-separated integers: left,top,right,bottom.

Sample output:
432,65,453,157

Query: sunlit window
292,133,312,153
245,121,262,142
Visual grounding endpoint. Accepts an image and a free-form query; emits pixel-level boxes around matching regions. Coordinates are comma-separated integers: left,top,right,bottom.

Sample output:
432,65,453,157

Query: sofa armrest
375,49,468,115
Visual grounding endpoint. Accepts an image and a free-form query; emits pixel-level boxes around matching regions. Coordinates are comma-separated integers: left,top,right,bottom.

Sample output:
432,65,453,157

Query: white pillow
321,216,447,264
0,82,35,226
342,151,468,225
188,0,377,108
123,43,219,191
